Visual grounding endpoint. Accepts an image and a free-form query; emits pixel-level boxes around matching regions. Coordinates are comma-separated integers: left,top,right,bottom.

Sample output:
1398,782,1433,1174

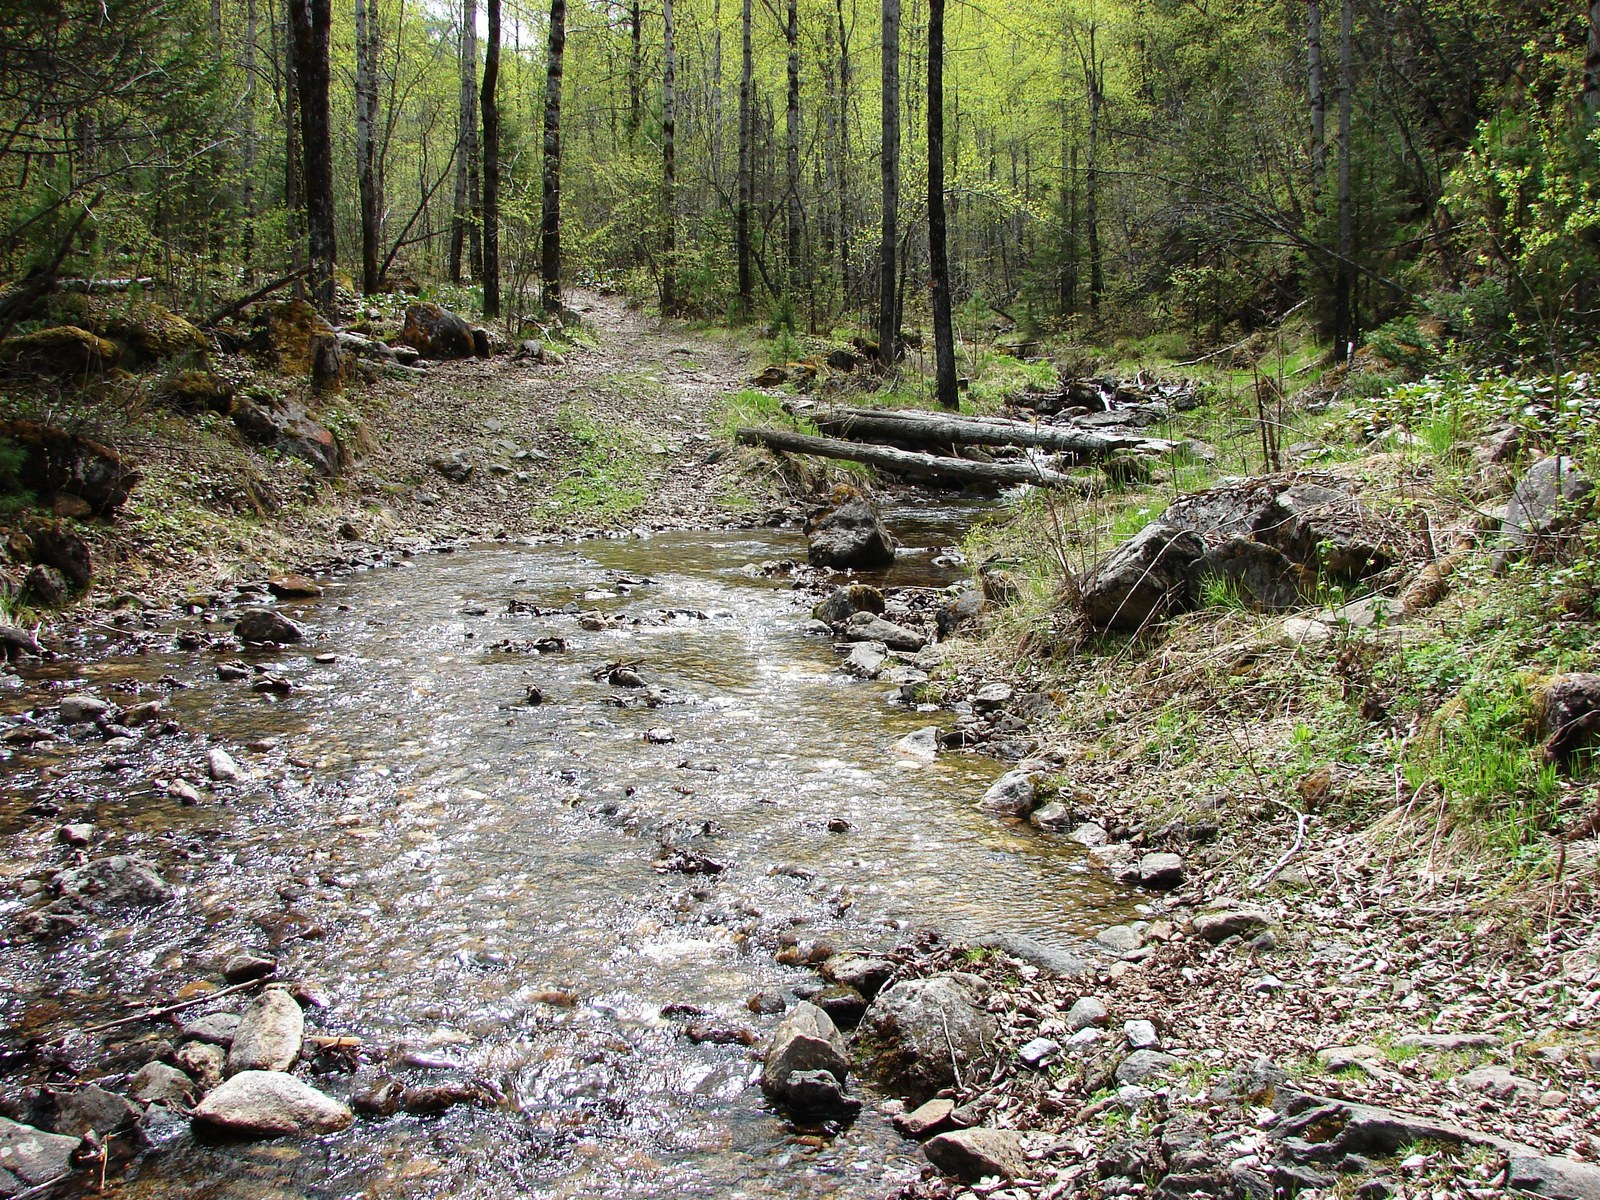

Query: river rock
1079,523,1206,630
1019,1037,1062,1069
844,611,926,651
265,574,322,599
1138,852,1185,889
895,1097,955,1139
857,974,996,1106
52,1085,140,1138
227,986,304,1074
1506,1154,1600,1200
223,954,278,983
1068,997,1109,1031
1115,1049,1179,1085
0,1116,80,1193
760,1002,852,1113
57,694,109,723
177,1041,226,1090
235,608,304,645
191,1071,352,1138
130,1061,196,1106
811,984,868,1028
806,498,897,569
842,641,889,679
208,747,241,781
1124,1019,1160,1049
892,727,939,762
822,955,895,1000
1191,907,1271,943
1496,455,1592,567
53,855,173,910
0,418,139,515
924,1128,1027,1182
1029,801,1073,831
979,770,1037,817
58,823,95,847
181,1012,241,1046
814,584,886,624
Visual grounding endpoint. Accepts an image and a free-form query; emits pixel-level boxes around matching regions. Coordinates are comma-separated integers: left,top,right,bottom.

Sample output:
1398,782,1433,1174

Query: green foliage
549,403,651,520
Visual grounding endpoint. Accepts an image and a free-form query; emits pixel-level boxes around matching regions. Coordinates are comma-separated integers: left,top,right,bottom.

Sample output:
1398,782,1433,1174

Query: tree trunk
928,0,957,410
1308,0,1326,193
1083,22,1103,316
814,406,1175,458
282,3,305,277
877,0,900,368
737,0,753,304
481,0,501,319
541,0,566,310
661,0,678,314
449,0,478,284
242,0,259,281
287,0,336,315
355,0,382,295
836,0,852,307
785,0,802,294
735,426,1097,492
1332,0,1354,360
1586,0,1600,112
629,0,643,138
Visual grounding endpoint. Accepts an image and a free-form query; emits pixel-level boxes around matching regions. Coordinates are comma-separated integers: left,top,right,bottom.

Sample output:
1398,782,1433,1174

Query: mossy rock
158,368,234,414
254,300,337,375
0,326,120,379
100,300,208,365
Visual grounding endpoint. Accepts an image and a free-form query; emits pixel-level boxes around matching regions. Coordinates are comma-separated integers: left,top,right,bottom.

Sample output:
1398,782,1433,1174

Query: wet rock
979,770,1037,818
180,1012,241,1047
176,1042,226,1091
0,1115,80,1193
23,565,69,607
1029,801,1073,831
351,1077,403,1116
223,954,278,983
844,611,926,651
399,1081,492,1115
235,609,304,645
806,498,897,569
760,1002,852,1113
130,1061,195,1106
1079,523,1206,630
1138,851,1185,889
1191,907,1272,943
53,855,174,910
227,986,304,1074
265,574,322,599
136,1103,188,1151
52,1085,139,1138
191,1071,352,1138
207,748,241,781
0,419,139,515
1187,535,1304,611
747,991,787,1016
1541,672,1600,765
1114,1049,1178,1085
857,974,996,1106
398,303,475,360
812,984,868,1028
57,694,109,724
57,823,95,847
1497,455,1593,567
781,1070,861,1118
895,1097,955,1139
936,585,984,640
842,641,889,679
1070,820,1109,847
822,955,894,1000
892,727,939,762
814,584,886,624
924,1128,1027,1182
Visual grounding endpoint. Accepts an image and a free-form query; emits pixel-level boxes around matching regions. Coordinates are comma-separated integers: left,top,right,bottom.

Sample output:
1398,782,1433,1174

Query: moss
157,368,234,414
0,326,120,379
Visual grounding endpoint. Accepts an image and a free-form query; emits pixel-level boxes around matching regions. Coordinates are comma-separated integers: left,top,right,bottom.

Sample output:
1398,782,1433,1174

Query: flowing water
0,505,1131,1199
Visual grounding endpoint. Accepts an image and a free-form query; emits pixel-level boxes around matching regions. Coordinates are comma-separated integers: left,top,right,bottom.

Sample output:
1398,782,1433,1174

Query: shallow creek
0,506,1131,1199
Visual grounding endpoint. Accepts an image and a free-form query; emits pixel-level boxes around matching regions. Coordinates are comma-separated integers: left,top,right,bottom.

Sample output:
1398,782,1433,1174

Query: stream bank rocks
856,973,997,1106
192,1072,353,1137
805,496,898,568
760,1002,857,1117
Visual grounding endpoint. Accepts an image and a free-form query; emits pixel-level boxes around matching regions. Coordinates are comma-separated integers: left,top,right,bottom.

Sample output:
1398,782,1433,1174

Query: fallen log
734,426,1096,493
810,405,1176,460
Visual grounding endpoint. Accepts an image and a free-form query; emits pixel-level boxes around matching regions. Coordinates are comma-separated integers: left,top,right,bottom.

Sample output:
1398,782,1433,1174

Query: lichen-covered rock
231,392,343,477
856,974,996,1106
1497,456,1593,568
0,1115,81,1192
0,325,120,378
0,419,139,515
157,368,234,413
1256,482,1392,579
254,300,336,375
1187,536,1305,611
103,301,208,364
1079,523,1205,630
398,303,475,360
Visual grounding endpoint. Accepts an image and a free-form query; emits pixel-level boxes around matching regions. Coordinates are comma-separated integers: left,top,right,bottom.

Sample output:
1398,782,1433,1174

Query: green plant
549,403,651,521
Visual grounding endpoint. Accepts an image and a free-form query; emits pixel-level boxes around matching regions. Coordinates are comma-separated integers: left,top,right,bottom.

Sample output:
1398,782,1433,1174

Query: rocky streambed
0,507,1138,1199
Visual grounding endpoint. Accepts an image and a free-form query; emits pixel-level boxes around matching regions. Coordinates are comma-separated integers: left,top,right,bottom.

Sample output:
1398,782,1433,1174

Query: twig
1254,802,1309,889
939,1010,964,1091
200,267,309,329
81,977,266,1034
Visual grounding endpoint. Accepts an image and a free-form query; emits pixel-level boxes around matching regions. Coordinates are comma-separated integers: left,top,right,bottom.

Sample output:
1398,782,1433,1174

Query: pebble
1124,1019,1160,1049
1068,997,1110,1031
208,748,242,781
1018,1037,1063,1068
58,822,95,846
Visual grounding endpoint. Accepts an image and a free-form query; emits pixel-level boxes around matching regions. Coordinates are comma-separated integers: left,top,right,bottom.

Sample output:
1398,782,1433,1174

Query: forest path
350,289,762,543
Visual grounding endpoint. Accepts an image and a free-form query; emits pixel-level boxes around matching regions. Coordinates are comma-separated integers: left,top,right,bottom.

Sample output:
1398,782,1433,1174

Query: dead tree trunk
1332,0,1354,361
355,0,382,294
812,407,1175,458
661,0,679,314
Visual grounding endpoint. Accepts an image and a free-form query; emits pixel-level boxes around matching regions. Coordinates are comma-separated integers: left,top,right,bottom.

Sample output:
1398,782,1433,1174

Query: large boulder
0,326,119,379
843,610,926,650
806,497,898,569
0,1116,80,1194
157,368,234,414
760,1002,852,1113
24,519,92,589
924,1128,1027,1182
1186,536,1305,611
398,303,476,360
856,974,996,1106
227,987,304,1074
0,419,139,515
102,301,208,365
191,1071,352,1138
1256,482,1391,579
235,608,305,645
1541,672,1600,765
1497,456,1593,568
231,392,343,478
253,300,337,377
813,584,886,624
1079,523,1205,630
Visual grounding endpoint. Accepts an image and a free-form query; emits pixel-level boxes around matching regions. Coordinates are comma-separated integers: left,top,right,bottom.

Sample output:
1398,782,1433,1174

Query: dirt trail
344,290,759,544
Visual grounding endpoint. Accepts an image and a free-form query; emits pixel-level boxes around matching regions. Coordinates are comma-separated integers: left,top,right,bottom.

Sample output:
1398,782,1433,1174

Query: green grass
549,402,652,521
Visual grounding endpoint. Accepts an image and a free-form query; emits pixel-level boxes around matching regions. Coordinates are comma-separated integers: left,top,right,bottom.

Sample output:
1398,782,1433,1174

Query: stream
0,505,1132,1199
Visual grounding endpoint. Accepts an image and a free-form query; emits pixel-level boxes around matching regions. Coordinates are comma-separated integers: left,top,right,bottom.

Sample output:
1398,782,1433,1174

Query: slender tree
242,0,259,280
1332,0,1354,358
287,0,336,314
784,0,802,293
736,0,753,304
449,0,479,284
541,0,566,310
1586,0,1600,112
629,0,643,137
481,0,501,318
928,0,957,408
355,0,383,294
877,0,900,366
1308,0,1326,191
662,0,679,313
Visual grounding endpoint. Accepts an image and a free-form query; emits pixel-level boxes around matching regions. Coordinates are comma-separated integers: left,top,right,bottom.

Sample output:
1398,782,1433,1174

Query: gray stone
227,987,304,1074
1458,1065,1540,1101
1498,456,1593,566
207,747,241,781
807,498,897,569
972,683,1014,710
222,954,277,983
760,1002,851,1109
844,610,926,650
1114,1049,1179,1085
1070,821,1108,847
1096,924,1143,954
1139,852,1184,889
191,1071,352,1138
1392,1032,1496,1051
892,726,940,761
57,823,94,847
976,933,1092,977
176,1041,226,1091
923,1128,1027,1182
894,1097,955,1139
1067,997,1109,1032
1029,801,1074,831
857,974,996,1106
52,1085,139,1138
1258,482,1391,579
1124,1019,1160,1050
822,955,895,1000
1541,673,1600,764
180,1012,241,1046
1507,1155,1600,1200
1018,1037,1062,1069
779,1069,860,1117
52,855,173,910
842,641,889,679
234,608,305,645
130,1061,195,1106
1187,535,1305,611
979,770,1037,817
1191,907,1271,943
58,694,109,722
813,585,886,625
0,1116,79,1192
1079,523,1206,630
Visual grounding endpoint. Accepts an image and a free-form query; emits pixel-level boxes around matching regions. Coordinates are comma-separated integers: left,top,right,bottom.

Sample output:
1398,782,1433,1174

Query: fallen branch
1254,805,1309,889
81,976,267,1034
201,266,310,329
734,425,1097,493
811,405,1176,460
